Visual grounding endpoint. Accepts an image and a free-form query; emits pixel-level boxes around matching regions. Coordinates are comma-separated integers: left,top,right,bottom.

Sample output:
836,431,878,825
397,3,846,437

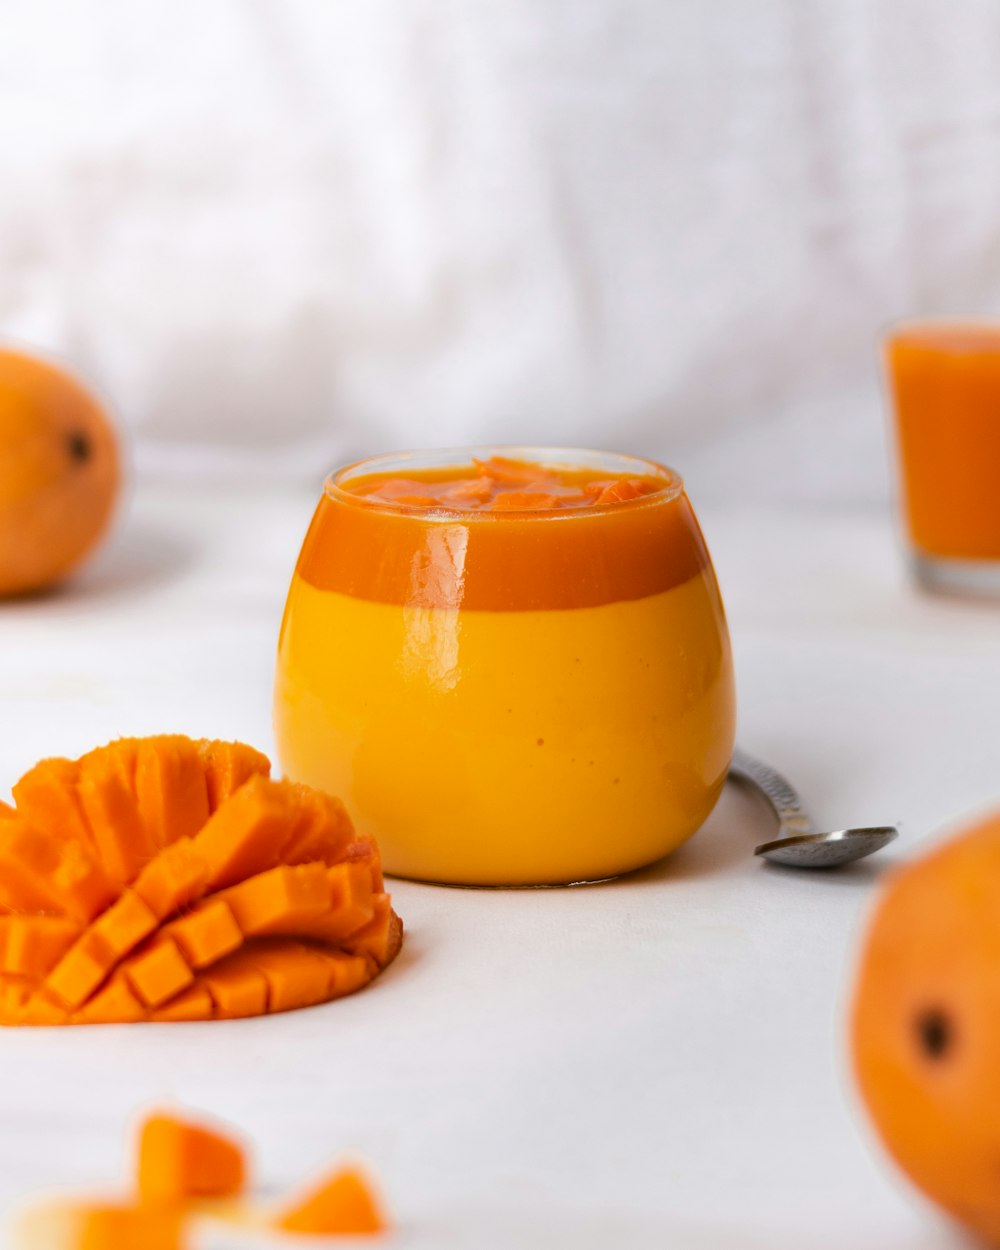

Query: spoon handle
729,749,814,838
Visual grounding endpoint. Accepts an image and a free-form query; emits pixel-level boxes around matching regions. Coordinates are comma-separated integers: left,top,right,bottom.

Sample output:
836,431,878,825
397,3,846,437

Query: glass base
912,551,1000,600
385,871,621,890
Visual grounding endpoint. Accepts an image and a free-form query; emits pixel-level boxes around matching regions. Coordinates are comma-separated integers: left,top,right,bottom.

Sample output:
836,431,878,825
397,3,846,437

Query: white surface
0,482,995,1249
5,1,1000,502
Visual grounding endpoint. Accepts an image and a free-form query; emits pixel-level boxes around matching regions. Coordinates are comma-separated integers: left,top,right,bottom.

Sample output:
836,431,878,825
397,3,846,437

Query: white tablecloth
0,482,992,1249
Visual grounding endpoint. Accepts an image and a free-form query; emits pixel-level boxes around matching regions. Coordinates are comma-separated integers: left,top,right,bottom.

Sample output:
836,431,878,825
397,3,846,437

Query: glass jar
274,447,736,885
885,320,1000,597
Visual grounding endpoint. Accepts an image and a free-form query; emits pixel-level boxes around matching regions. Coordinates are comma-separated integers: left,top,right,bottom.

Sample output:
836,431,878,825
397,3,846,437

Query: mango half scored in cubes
0,736,402,1025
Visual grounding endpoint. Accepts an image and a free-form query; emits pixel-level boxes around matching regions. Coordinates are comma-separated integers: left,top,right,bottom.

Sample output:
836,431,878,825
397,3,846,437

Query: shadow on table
758,853,899,885
626,782,766,887
4,521,197,611
631,777,901,890
379,926,423,983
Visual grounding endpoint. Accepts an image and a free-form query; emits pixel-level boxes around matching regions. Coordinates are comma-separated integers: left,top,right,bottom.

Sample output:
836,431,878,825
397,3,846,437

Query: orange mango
0,347,120,596
0,736,402,1026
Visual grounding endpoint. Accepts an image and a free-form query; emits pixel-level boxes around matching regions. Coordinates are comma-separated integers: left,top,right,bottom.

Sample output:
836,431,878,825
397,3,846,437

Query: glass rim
324,445,684,519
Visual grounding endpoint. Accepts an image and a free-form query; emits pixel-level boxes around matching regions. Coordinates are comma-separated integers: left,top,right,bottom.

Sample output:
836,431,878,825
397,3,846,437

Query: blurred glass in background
885,322,1000,597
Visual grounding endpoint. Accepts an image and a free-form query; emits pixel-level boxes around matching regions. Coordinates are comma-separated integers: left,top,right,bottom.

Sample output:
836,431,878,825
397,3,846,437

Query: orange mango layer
297,452,708,610
276,564,735,884
0,737,402,1025
887,323,1000,559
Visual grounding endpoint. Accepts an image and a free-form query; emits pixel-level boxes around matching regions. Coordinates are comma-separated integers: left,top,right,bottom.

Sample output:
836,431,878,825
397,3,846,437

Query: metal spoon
729,748,899,868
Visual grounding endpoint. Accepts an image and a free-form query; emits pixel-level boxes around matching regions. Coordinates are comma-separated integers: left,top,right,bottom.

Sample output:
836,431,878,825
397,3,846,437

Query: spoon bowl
755,825,898,868
729,748,899,869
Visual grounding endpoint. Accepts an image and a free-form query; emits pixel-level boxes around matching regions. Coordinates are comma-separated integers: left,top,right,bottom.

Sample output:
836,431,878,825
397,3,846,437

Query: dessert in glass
274,448,736,886
885,321,1000,597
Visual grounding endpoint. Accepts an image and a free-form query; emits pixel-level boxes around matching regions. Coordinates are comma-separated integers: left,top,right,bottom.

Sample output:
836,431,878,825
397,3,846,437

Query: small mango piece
201,955,269,1020
473,454,558,485
46,890,158,1009
589,476,649,505
0,916,80,979
92,890,160,960
150,983,214,1023
77,1203,183,1250
282,787,356,866
0,820,113,922
77,741,153,884
124,939,193,1009
440,474,494,503
246,939,337,1014
135,736,210,850
19,989,71,1026
491,490,559,510
0,976,33,1021
73,973,147,1025
137,1112,246,1203
12,757,93,851
303,861,376,942
343,836,385,891
277,1165,388,1235
198,739,270,812
214,863,331,938
133,839,210,920
325,951,373,998
344,895,404,968
163,900,242,969
45,931,112,1010
192,777,305,890
51,840,118,923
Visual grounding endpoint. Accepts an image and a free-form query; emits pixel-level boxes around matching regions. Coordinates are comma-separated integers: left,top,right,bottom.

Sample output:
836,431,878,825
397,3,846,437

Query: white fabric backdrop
3,0,1000,502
